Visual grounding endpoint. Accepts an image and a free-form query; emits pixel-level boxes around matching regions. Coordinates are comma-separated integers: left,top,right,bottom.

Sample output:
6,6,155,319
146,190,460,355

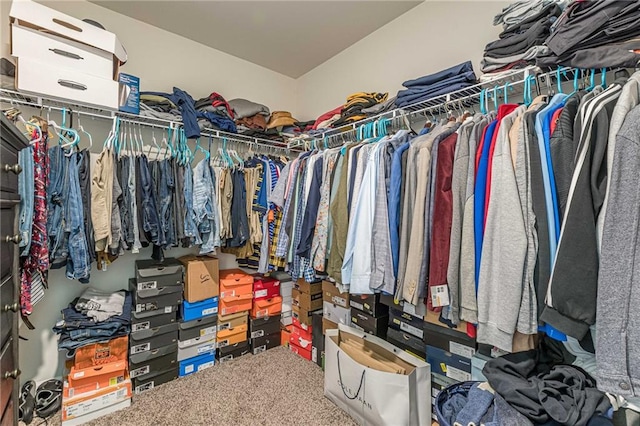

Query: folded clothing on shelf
395,62,476,108
332,92,388,127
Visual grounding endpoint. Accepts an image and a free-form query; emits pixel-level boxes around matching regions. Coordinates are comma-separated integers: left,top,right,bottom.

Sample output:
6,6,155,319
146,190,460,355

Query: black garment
134,156,149,247
525,104,551,319
537,39,640,69
498,3,562,39
173,160,186,246
119,157,132,248
483,350,611,426
296,157,324,258
228,169,249,248
549,91,587,218
485,15,555,58
77,150,95,262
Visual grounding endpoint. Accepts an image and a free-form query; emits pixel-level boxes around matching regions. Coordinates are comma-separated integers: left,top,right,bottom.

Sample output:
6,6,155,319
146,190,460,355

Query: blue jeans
47,145,70,266
18,146,34,256
67,322,123,340
142,88,201,138
65,152,91,282
402,60,474,88
192,159,216,253
58,328,129,351
139,155,162,245
183,165,200,245
159,159,176,248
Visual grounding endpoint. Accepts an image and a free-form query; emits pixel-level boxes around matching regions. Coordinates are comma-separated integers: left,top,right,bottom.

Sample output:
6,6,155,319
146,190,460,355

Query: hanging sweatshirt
541,80,625,339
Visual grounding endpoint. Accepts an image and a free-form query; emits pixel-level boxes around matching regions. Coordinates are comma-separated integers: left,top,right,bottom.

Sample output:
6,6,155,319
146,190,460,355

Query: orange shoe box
250,296,282,319
219,269,253,299
219,293,253,316
281,325,292,346
62,378,132,421
65,360,127,399
217,323,248,348
73,336,128,369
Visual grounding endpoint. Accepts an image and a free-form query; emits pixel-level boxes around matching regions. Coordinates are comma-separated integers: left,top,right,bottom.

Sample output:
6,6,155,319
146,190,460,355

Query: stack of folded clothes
195,92,237,133
53,288,132,356
395,61,477,108
229,98,275,137
139,93,182,122
482,0,565,75
312,105,343,130
332,92,388,127
537,0,640,69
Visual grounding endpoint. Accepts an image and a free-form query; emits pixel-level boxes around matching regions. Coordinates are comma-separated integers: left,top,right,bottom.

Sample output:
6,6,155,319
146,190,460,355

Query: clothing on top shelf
395,62,477,108
229,98,270,120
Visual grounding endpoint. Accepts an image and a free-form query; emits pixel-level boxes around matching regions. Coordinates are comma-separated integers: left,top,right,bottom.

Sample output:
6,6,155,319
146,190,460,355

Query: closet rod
0,88,294,152
288,66,580,149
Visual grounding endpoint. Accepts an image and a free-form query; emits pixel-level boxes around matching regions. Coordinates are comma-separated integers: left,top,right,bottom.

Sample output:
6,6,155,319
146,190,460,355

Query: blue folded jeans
402,60,474,88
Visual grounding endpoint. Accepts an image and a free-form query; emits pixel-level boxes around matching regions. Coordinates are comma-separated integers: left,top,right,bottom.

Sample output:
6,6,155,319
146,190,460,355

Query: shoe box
61,378,132,423
322,280,349,309
426,345,472,383
311,311,324,368
178,352,215,377
388,308,422,340
289,317,313,361
249,314,281,354
129,278,182,315
289,338,312,361
129,344,178,380
178,314,217,346
252,274,280,300
386,327,426,360
178,255,219,303
292,287,322,311
217,341,251,363
251,296,282,319
322,301,351,326
133,367,179,395
351,309,388,338
177,336,216,361
350,293,388,317
219,269,253,316
422,320,476,361
271,271,293,326
292,305,322,326
65,360,127,399
180,297,219,322
135,258,184,289
131,309,176,333
130,322,179,356
218,311,248,331
217,323,248,348
291,279,322,326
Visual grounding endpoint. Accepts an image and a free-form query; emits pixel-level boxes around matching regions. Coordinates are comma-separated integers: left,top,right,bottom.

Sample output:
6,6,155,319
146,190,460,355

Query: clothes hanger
76,113,92,151
48,108,77,148
503,82,513,104
600,68,607,89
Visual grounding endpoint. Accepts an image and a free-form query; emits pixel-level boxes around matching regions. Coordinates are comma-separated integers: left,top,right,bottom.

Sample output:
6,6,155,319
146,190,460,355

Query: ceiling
88,1,422,78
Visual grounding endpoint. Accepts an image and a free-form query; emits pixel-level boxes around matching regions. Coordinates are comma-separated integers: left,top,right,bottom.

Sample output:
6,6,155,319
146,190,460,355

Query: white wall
1,0,297,110
295,0,510,120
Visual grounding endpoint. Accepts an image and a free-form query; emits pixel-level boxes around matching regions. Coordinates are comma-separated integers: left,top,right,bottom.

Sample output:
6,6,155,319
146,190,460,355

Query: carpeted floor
25,346,357,426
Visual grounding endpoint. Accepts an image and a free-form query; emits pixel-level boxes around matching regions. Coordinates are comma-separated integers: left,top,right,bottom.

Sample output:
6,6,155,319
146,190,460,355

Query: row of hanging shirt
13,111,289,317
273,68,640,362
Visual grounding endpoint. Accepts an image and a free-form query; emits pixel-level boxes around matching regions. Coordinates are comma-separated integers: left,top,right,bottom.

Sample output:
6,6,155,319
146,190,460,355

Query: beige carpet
25,346,357,426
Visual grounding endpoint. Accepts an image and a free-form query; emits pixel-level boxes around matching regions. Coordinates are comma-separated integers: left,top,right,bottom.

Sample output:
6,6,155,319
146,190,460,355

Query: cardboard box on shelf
179,255,219,303
386,327,426,360
322,280,350,309
294,278,322,295
219,294,252,317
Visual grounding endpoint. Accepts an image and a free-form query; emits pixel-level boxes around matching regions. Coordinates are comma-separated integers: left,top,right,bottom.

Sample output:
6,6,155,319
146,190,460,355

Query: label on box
431,285,450,307
219,322,230,331
202,307,218,316
72,371,85,379
136,302,159,313
450,341,475,359
137,281,157,291
109,377,122,386
135,381,154,394
185,365,194,374
130,365,150,378
403,303,416,315
220,290,235,299
219,355,233,363
130,343,150,354
198,361,214,371
256,309,268,318
165,306,173,314
251,330,265,339
132,321,150,332
332,296,347,306
400,321,424,339
447,365,472,382
253,345,266,355
254,289,268,299
351,301,364,311
197,344,216,353
218,339,229,348
200,326,217,337
65,387,129,417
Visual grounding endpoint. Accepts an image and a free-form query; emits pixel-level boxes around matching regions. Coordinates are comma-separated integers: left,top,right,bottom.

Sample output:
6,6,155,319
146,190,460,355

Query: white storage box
16,56,119,109
12,24,116,80
9,0,127,65
177,336,216,362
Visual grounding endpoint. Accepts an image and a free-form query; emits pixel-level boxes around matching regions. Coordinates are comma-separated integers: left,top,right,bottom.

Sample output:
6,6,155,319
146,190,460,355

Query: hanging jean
138,155,162,245
77,150,95,262
134,155,149,247
149,160,165,247
183,165,200,246
128,155,143,253
18,146,34,256
159,159,177,248
229,169,249,248
119,157,132,249
193,159,217,254
65,152,90,282
109,163,124,255
47,145,70,268
173,160,186,246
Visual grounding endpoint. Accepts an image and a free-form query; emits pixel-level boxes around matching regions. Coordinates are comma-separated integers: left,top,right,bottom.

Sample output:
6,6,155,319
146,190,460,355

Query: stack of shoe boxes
62,336,132,424
387,308,425,359
289,317,313,360
423,311,476,421
249,274,282,354
176,256,219,377
129,259,183,395
217,269,253,361
271,271,294,326
349,294,387,340
290,278,322,360
314,280,351,367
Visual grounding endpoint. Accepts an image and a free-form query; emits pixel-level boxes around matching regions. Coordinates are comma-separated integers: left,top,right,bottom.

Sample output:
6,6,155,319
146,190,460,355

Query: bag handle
337,351,365,400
